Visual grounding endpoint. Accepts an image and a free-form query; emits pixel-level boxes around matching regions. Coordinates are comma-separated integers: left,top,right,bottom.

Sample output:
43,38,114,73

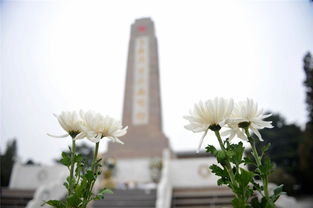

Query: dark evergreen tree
299,52,313,193
0,139,18,187
303,52,313,131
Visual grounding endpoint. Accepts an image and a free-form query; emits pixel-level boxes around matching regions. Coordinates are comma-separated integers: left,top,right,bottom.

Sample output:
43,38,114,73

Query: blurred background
1,0,313,200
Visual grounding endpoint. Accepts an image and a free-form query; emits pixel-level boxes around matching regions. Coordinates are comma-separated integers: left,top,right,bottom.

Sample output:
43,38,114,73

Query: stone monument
106,18,170,158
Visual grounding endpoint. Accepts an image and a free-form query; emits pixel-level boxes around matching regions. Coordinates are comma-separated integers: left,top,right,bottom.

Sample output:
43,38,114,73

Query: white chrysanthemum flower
221,122,247,141
228,98,273,141
48,111,83,139
78,110,127,144
184,97,234,152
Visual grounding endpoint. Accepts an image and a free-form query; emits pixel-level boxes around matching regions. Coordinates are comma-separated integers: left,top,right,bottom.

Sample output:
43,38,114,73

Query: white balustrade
26,172,67,208
156,148,172,208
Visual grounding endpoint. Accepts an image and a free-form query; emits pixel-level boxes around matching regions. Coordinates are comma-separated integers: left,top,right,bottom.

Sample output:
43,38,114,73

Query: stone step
93,201,155,207
93,189,156,208
0,188,34,198
173,186,233,193
0,205,27,208
108,189,156,195
171,206,232,208
0,197,33,205
173,192,234,198
0,188,34,208
172,187,233,208
173,197,233,205
98,196,156,200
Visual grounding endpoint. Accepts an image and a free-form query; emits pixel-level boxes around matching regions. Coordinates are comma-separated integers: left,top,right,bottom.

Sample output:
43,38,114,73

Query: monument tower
107,18,170,158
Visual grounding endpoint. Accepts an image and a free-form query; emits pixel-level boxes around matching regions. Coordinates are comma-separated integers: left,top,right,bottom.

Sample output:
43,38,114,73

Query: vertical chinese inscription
132,36,149,125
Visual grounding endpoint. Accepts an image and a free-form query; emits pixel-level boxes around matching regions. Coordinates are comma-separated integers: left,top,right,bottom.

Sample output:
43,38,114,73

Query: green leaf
259,157,273,176
74,155,83,178
260,196,275,208
63,181,69,189
243,157,254,165
250,197,262,208
66,176,75,187
217,178,229,186
224,138,229,146
226,149,235,159
245,188,254,198
265,200,276,208
205,145,217,155
210,164,227,177
274,184,284,195
231,142,245,165
232,197,245,208
236,168,253,187
93,188,113,200
84,170,95,181
66,194,81,207
261,143,271,156
216,151,226,163
210,164,230,186
60,152,71,167
75,164,82,178
44,200,65,208
271,184,284,202
74,154,83,163
252,180,262,191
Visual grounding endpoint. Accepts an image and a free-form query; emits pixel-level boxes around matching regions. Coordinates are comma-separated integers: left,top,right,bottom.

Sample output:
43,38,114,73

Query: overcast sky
1,0,313,164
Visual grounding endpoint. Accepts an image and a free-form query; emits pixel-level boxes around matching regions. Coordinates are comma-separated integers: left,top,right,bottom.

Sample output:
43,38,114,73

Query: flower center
238,121,251,128
69,131,80,138
209,124,221,131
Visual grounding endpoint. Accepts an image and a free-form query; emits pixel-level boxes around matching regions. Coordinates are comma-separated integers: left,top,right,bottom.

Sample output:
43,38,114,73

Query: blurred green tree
298,52,313,193
0,139,18,187
257,113,303,178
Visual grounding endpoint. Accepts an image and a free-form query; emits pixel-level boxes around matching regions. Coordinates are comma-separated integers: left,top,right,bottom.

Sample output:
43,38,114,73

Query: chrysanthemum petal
230,99,273,141
197,128,209,153
47,133,69,138
51,111,82,138
110,137,124,144
251,127,263,141
74,132,86,140
88,136,101,143
237,129,247,141
184,97,234,151
80,111,127,144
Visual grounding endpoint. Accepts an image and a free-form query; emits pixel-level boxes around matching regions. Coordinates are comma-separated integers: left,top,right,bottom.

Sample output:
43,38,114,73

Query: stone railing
26,172,67,208
156,148,172,208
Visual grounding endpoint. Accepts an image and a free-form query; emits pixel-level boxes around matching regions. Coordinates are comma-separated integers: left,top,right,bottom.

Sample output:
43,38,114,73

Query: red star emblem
137,26,146,32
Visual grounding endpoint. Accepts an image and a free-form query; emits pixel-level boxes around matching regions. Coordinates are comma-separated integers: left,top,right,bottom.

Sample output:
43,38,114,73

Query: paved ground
297,196,313,208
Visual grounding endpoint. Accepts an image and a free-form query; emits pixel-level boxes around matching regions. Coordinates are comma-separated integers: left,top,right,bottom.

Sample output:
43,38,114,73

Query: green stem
85,142,100,205
91,142,100,172
214,131,237,190
69,139,76,195
244,128,269,200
